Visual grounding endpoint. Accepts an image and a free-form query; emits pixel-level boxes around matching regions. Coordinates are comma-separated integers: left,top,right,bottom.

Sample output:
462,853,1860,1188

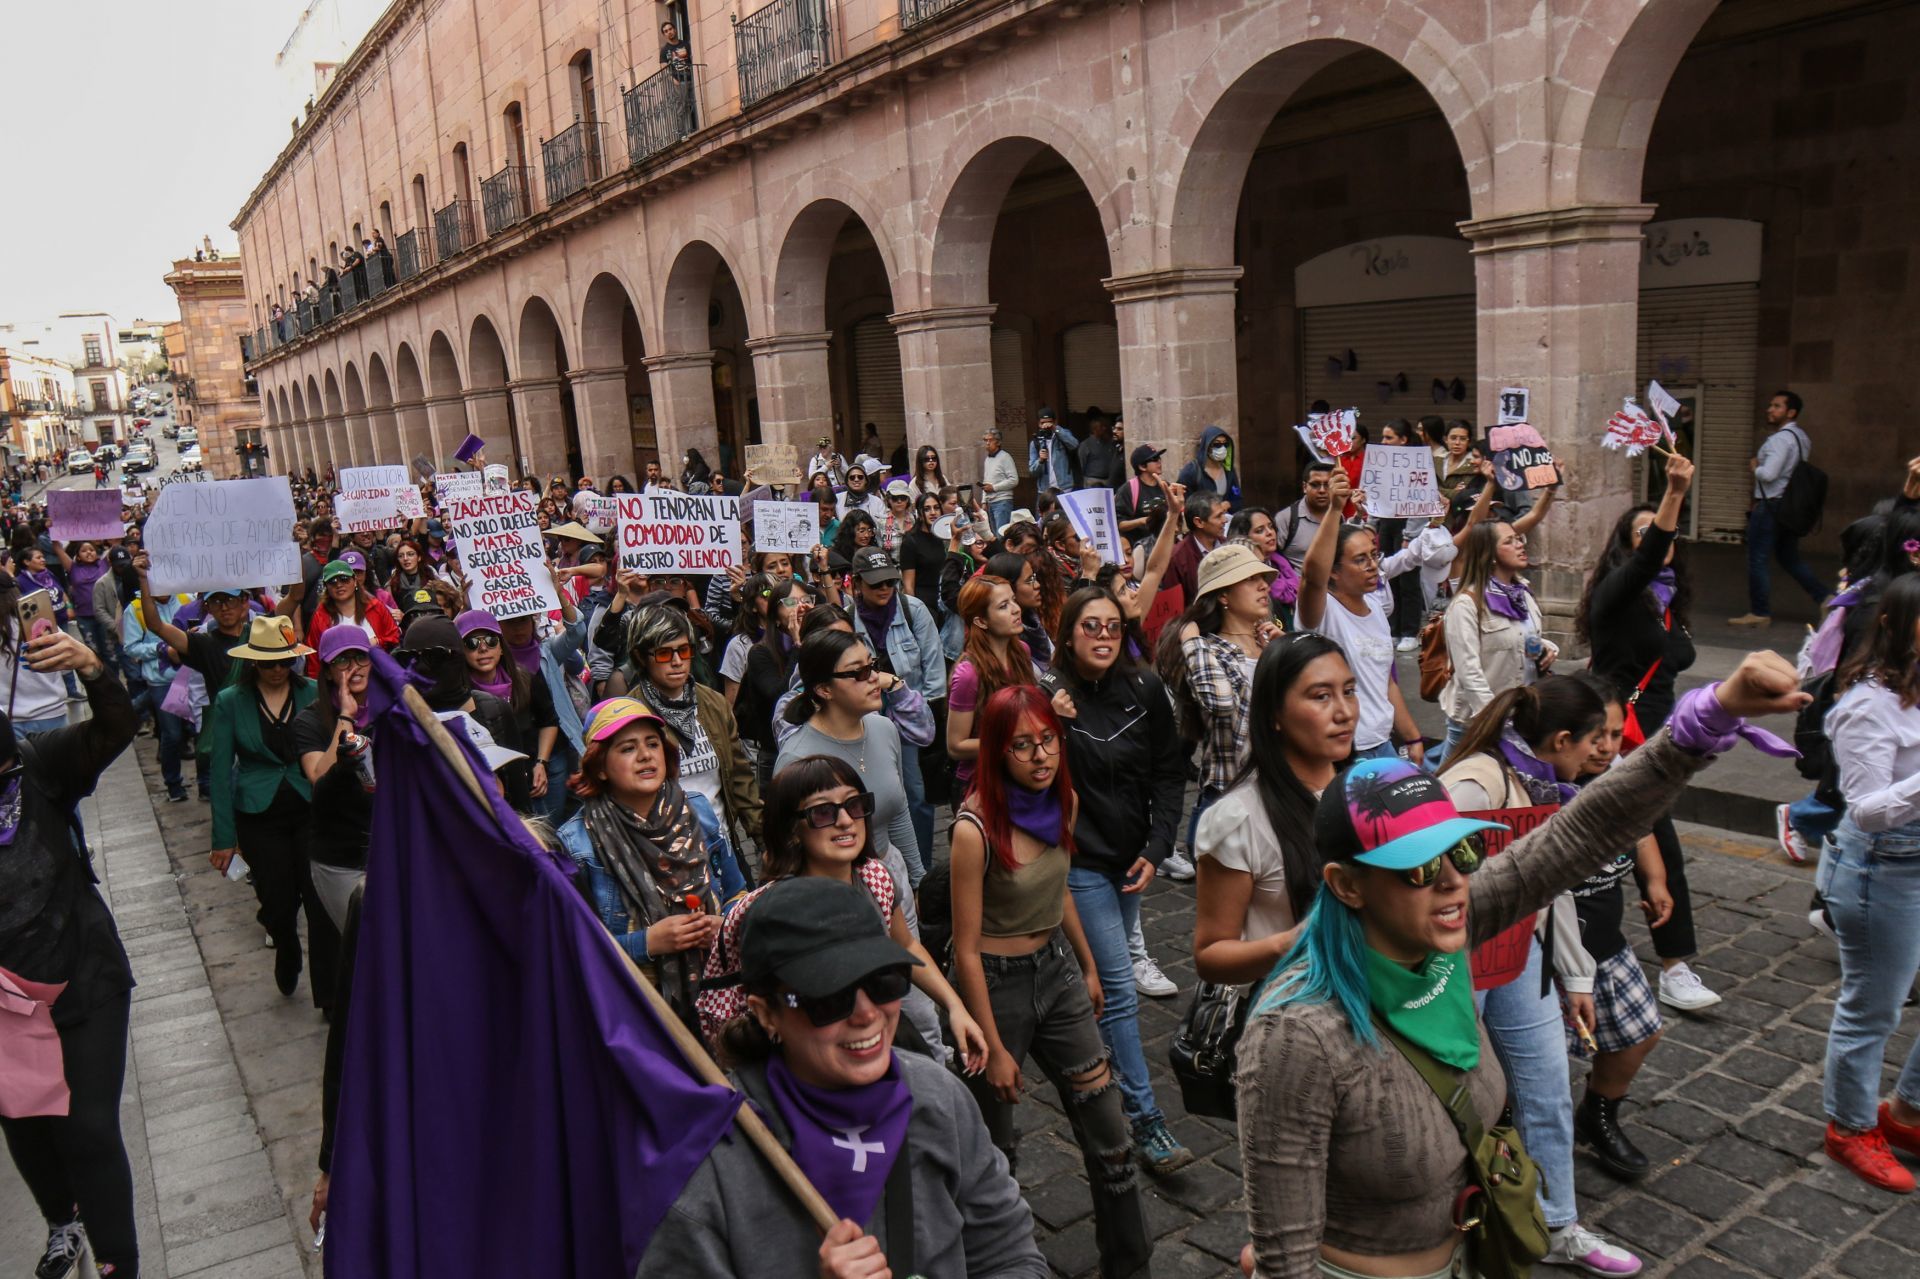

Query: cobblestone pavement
99,739,1920,1277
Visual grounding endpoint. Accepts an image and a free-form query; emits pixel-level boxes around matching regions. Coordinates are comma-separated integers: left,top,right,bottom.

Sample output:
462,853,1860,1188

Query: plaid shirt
1183,631,1255,791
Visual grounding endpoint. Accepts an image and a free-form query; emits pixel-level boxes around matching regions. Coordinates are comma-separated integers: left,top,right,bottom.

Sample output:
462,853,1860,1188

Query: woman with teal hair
1234,650,1808,1279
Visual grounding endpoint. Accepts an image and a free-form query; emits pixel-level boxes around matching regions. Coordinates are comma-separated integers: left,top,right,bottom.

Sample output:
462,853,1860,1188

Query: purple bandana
765,1053,913,1228
1483,576,1531,622
1007,781,1064,846
1665,684,1798,761
1648,568,1677,617
1496,730,1577,805
508,638,542,676
471,671,512,702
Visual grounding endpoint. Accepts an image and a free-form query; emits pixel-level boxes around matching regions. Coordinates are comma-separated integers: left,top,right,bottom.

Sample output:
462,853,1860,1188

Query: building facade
165,258,263,478
60,314,129,449
235,0,1916,625
0,347,77,462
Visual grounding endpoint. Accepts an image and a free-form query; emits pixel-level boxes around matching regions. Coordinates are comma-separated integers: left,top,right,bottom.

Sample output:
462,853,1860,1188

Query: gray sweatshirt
636,1050,1049,1279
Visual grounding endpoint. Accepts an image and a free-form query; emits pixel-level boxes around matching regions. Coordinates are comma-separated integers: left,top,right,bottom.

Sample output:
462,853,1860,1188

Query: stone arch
516,294,584,479
580,271,645,368
391,341,433,466
426,331,464,398
280,384,303,475
366,352,393,407
771,197,904,334
517,295,570,377
393,342,426,402
465,316,517,465
658,235,756,353
322,369,348,470
343,361,373,465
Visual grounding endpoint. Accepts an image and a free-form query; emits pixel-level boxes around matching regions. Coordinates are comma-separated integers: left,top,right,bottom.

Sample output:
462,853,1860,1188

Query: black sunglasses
1395,837,1488,889
778,966,913,1026
798,791,876,829
463,633,501,651
830,660,880,683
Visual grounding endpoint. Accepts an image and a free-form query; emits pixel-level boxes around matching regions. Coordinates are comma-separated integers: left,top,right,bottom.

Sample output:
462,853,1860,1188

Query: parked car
66,449,94,474
175,428,198,448
123,448,155,474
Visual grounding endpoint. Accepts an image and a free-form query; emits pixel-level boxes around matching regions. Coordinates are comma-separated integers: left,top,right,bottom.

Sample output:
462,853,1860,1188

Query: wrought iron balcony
318,289,338,323
735,0,832,106
434,199,478,261
339,268,362,310
365,249,393,295
297,299,317,333
394,228,424,281
481,165,534,236
543,120,606,205
624,67,699,165
899,0,972,26
240,335,254,362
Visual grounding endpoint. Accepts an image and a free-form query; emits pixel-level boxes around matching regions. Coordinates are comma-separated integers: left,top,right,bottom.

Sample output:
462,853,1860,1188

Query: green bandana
1365,945,1481,1071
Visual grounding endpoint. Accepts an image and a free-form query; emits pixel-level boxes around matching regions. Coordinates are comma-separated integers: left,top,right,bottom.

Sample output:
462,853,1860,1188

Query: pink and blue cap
1315,758,1508,871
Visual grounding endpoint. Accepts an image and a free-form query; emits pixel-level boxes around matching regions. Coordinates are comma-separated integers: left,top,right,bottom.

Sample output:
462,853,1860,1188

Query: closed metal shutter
992,326,1028,456
1061,322,1123,422
1635,282,1759,542
1298,295,1477,428
851,315,906,457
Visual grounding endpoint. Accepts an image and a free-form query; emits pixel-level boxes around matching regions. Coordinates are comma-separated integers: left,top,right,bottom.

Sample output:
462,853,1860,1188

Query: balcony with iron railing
624,66,699,166
393,228,425,282
481,165,535,236
735,0,832,106
543,120,607,205
339,268,362,311
899,0,970,27
434,199,478,261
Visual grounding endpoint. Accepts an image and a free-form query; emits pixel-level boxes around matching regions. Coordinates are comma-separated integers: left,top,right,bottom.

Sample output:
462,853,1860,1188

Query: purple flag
326,653,741,1277
453,432,487,464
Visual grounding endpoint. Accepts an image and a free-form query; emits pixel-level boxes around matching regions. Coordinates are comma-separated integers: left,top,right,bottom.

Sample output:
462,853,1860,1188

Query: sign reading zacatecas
443,491,560,618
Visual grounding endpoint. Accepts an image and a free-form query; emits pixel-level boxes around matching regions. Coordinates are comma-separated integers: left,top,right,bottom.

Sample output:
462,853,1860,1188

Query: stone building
0,347,77,462
166,257,263,479
236,0,1916,623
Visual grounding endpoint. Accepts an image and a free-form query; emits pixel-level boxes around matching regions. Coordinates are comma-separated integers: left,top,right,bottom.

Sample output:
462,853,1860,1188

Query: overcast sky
0,1,313,325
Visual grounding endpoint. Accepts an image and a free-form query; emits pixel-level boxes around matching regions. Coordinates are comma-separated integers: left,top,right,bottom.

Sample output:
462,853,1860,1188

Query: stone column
568,367,636,483
425,392,470,465
462,387,516,475
890,305,996,485
745,332,833,460
1459,203,1655,645
368,405,401,466
642,352,719,479
321,415,349,472
393,398,433,469
510,376,571,482
1103,267,1242,461
344,409,374,467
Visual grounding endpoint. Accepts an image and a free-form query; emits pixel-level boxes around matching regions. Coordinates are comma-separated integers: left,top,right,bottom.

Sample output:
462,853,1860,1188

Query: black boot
1576,1089,1649,1181
274,937,302,997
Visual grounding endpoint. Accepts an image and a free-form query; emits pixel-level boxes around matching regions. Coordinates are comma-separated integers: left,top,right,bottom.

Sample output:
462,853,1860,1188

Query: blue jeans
13,715,67,738
1352,741,1401,765
155,709,190,796
1067,865,1160,1126
1475,938,1577,1229
533,741,580,824
1789,791,1843,845
1746,501,1826,617
1184,784,1222,854
1818,817,1920,1131
898,739,932,888
76,616,116,671
1432,718,1468,770
987,498,1014,532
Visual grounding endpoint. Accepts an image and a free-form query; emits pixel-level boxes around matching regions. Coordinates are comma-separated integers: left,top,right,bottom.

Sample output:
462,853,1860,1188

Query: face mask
1209,444,1229,462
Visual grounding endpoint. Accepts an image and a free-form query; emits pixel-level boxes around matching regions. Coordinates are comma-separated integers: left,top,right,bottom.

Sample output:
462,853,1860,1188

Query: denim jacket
120,595,187,688
1028,426,1080,492
558,790,747,962
534,613,589,758
851,593,947,705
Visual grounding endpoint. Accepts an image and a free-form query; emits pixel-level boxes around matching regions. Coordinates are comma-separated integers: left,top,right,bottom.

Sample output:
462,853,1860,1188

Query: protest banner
121,485,145,508
1356,445,1444,518
573,492,619,536
1058,485,1122,564
1487,423,1561,491
1463,805,1556,989
1293,423,1335,465
751,500,821,555
744,443,801,486
615,491,743,575
337,492,403,534
434,471,484,504
1497,386,1531,425
442,491,561,617
1307,408,1359,459
48,490,127,542
145,477,302,596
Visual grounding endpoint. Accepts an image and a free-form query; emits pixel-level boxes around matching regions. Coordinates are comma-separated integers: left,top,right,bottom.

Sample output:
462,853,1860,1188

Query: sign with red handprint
1308,407,1360,459
1602,399,1664,457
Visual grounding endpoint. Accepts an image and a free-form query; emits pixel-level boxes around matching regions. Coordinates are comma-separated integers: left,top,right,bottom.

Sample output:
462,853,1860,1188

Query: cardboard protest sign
751,500,821,555
616,492,743,575
145,477,302,596
1307,408,1359,459
336,492,403,534
1463,805,1556,990
744,443,801,486
1142,582,1185,647
337,469,424,529
121,485,145,508
1488,423,1561,490
1600,400,1664,459
573,492,619,536
340,465,410,493
442,491,561,618
48,490,127,542
1645,380,1681,446
1496,387,1531,425
1293,423,1336,466
1058,485,1122,564
1357,446,1445,518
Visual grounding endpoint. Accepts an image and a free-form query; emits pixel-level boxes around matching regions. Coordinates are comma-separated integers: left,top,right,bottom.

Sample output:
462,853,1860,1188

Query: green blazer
205,680,317,850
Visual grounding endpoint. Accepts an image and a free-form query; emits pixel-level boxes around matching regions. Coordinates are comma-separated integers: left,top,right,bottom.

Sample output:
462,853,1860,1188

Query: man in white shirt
981,429,1019,531
1730,390,1826,627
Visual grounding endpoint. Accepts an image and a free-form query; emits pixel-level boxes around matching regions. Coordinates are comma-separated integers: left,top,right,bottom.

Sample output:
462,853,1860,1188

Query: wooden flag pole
397,685,841,1235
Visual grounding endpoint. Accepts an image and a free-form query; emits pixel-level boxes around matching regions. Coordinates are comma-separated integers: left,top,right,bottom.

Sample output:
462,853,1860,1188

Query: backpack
1794,669,1839,786
1417,601,1452,703
1773,425,1828,538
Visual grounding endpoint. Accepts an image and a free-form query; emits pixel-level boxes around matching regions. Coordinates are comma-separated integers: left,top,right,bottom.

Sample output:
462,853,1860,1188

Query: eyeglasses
649,643,694,664
326,652,371,671
830,660,881,683
397,645,454,667
798,791,876,828
1346,551,1384,567
778,967,914,1026
1077,618,1124,639
463,633,500,651
1009,730,1060,760
259,658,297,670
1499,535,1527,548
1394,837,1487,889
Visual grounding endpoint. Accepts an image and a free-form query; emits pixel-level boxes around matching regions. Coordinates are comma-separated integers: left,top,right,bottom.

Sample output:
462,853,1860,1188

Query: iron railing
542,120,605,204
339,268,362,310
624,67,698,165
240,335,254,362
297,299,317,333
365,250,393,295
434,199,478,260
899,0,970,26
318,289,338,323
481,165,534,235
394,228,424,281
735,0,831,106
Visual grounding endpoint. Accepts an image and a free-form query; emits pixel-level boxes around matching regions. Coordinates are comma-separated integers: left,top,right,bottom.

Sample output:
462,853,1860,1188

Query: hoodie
1176,424,1242,513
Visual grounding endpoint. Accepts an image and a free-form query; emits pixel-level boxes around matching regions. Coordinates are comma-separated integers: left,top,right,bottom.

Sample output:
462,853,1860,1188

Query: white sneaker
1395,636,1421,653
1658,962,1722,1012
1775,803,1816,865
1541,1223,1643,1276
1160,850,1196,881
1132,957,1178,999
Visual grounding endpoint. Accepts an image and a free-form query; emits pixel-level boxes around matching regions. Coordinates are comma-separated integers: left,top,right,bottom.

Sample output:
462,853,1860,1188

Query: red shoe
1826,1122,1916,1193
1880,1102,1920,1159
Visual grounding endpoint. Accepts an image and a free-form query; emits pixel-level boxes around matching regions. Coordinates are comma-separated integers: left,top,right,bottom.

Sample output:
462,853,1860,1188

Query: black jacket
1038,665,1185,876
1077,434,1124,490
1586,524,1695,733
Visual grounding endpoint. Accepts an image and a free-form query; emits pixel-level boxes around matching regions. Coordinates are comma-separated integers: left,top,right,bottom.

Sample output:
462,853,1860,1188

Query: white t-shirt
1196,782,1301,949
676,711,722,808
1308,592,1396,750
720,634,754,684
2,648,69,725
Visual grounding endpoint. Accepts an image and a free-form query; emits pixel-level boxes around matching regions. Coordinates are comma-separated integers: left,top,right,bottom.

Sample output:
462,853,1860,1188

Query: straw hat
227,615,314,662
547,521,601,544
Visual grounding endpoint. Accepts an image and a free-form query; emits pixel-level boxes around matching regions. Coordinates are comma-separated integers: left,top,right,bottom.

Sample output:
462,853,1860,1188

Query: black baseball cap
1130,445,1166,471
740,877,920,997
851,546,901,585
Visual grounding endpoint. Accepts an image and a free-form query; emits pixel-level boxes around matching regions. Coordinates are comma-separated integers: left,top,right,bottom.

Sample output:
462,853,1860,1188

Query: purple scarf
1007,781,1063,846
854,592,898,648
1483,576,1531,622
508,638,542,676
1648,568,1677,617
1268,552,1301,606
471,671,513,702
765,1053,913,1228
1496,730,1577,805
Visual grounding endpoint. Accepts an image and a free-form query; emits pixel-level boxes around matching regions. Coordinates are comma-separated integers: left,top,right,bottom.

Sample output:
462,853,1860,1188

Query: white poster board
615,491,743,575
751,500,822,555
145,477,302,595
442,491,561,618
1057,486,1121,564
573,493,619,536
1357,445,1444,518
339,465,410,493
433,471,483,506
482,463,511,495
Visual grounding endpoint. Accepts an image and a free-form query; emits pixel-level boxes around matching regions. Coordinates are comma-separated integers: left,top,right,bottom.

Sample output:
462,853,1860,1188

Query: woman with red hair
949,684,1152,1276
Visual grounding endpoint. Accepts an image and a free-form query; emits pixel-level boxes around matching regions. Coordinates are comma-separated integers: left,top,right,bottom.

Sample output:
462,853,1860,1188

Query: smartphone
18,589,56,641
957,483,975,501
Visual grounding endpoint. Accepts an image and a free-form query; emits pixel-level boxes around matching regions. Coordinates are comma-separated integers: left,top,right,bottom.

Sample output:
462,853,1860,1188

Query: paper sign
1645,381,1681,445
615,491,743,575
744,443,801,486
751,500,822,555
1357,446,1444,518
433,471,483,505
1497,387,1531,426
1141,582,1185,647
1487,423,1560,491
573,492,619,536
1464,805,1556,989
1307,409,1359,459
1058,486,1122,564
48,490,127,542
337,492,404,534
122,485,144,507
145,477,302,595
483,464,511,495
442,491,561,618
1600,400,1663,459
340,465,409,493
411,454,435,481
1293,423,1335,466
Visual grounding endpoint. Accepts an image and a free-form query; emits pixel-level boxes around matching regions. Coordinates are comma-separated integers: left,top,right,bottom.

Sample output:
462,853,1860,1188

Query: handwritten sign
573,492,619,536
1496,387,1530,426
122,485,145,508
1600,400,1663,459
145,477,302,595
433,471,483,506
615,492,743,575
340,465,409,493
1464,805,1556,990
1645,381,1681,446
1308,408,1359,459
1058,485,1122,564
442,491,560,618
744,443,801,486
1357,445,1444,518
48,490,127,542
1488,423,1561,490
752,500,822,555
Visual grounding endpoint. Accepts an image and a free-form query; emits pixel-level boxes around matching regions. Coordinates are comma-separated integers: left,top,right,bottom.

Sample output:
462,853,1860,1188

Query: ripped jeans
966,931,1152,1279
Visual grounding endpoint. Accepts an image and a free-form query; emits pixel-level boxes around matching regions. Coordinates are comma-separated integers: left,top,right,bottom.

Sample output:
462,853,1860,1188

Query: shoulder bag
1169,981,1250,1120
